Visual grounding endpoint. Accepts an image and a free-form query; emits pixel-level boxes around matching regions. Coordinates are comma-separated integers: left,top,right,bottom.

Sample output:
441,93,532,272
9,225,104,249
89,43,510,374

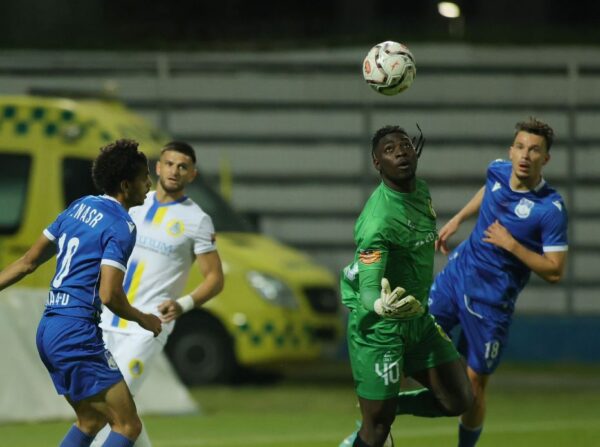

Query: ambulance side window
63,157,99,206
0,153,31,234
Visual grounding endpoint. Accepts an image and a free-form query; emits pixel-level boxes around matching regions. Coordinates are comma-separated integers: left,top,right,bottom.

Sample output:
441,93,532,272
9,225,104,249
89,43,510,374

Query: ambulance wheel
165,312,237,385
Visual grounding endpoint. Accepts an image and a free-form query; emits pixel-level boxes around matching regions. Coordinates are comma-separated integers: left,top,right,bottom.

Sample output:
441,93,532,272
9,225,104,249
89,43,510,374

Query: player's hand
483,220,516,252
373,278,425,319
139,313,162,337
157,299,184,323
436,217,460,254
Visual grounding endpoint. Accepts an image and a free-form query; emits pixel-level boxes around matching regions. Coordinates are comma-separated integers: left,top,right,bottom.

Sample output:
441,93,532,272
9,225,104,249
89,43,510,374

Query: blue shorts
36,315,123,402
428,261,513,375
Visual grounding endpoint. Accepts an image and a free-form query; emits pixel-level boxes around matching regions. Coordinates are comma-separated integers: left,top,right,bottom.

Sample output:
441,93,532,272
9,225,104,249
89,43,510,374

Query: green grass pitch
1,363,599,446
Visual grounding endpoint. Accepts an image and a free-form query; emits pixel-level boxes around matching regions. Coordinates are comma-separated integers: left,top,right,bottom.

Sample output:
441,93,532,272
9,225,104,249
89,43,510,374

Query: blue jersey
452,160,568,308
43,195,136,320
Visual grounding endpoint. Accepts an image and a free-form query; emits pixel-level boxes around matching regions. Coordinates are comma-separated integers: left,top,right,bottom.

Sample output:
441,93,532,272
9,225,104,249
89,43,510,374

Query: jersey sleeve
43,216,62,242
540,199,568,252
101,221,137,272
486,159,511,181
357,224,389,312
193,214,217,255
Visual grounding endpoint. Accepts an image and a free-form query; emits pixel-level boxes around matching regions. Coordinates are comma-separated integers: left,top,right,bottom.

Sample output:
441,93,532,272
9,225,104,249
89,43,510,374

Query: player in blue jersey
425,117,568,447
0,139,162,447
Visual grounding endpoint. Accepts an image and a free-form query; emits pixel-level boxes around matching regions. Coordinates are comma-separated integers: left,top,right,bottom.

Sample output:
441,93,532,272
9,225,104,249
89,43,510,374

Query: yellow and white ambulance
0,94,343,384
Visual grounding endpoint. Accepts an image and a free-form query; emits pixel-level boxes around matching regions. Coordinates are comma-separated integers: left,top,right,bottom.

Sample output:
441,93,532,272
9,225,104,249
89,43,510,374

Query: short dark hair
371,125,410,157
161,141,197,164
92,139,148,194
515,117,555,151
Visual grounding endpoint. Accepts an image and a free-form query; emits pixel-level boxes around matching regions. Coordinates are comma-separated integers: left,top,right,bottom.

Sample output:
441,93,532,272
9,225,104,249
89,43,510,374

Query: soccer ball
362,41,416,96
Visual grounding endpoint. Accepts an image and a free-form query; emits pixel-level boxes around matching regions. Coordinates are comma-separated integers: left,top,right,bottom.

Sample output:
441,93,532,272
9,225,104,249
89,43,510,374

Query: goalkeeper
340,125,473,447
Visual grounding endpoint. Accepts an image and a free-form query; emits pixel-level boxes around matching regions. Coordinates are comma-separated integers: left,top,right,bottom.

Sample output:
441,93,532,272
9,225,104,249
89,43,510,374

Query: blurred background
1,1,600,445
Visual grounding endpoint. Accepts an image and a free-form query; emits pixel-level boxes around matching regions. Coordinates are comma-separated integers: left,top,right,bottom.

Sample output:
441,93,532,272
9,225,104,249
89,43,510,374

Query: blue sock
458,422,482,447
102,431,135,447
59,425,93,447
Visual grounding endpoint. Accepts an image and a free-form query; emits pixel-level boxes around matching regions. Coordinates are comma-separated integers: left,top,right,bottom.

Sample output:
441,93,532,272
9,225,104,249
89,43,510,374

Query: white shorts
102,327,170,395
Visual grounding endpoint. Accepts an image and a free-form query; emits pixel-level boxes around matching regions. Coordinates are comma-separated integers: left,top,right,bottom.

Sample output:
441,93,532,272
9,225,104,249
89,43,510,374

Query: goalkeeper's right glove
373,278,425,319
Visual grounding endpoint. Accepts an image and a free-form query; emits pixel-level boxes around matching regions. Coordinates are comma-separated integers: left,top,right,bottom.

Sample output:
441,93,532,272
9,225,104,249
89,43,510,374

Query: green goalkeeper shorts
346,302,460,400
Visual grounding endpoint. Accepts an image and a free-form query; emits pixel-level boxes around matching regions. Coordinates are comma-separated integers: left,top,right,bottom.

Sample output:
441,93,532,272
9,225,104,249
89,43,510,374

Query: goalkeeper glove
373,278,425,319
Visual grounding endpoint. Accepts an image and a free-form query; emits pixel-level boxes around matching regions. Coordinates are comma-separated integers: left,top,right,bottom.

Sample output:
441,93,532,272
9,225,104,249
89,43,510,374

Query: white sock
90,424,110,447
134,421,152,447
90,420,151,447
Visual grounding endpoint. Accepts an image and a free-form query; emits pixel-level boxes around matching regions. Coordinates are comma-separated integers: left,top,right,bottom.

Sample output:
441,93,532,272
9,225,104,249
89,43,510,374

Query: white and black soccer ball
362,41,416,96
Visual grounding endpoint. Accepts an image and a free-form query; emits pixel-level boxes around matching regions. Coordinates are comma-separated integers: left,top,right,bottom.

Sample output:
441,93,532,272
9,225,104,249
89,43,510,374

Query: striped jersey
100,191,216,333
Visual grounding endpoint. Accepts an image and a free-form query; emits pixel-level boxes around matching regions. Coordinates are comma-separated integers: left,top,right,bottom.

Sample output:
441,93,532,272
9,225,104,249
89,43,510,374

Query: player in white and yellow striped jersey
93,142,224,447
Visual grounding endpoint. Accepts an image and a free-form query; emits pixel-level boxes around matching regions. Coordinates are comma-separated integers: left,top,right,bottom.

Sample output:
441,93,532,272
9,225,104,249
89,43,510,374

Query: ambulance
0,94,343,384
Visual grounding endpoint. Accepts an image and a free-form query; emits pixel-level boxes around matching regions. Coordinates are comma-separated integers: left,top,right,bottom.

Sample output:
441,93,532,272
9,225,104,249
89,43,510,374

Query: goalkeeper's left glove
374,278,425,319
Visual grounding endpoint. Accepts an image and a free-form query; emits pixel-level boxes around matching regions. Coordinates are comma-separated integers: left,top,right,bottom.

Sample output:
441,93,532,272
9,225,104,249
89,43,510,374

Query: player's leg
457,366,490,447
92,330,166,447
454,296,509,447
61,396,108,446
402,357,472,417
61,379,141,447
340,300,404,447
84,379,142,445
36,317,98,446
36,317,139,446
397,260,467,418
93,425,150,447
66,336,142,444
339,400,395,447
340,421,394,447
357,397,397,446
394,261,471,418
396,315,472,418
119,330,167,447
91,330,122,447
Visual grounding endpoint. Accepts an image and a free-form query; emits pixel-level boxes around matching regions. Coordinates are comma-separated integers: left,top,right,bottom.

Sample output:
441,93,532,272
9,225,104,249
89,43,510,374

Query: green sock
396,388,446,417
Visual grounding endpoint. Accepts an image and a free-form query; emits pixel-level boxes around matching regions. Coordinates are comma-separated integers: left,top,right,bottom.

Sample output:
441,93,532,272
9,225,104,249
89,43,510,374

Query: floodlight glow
438,2,461,18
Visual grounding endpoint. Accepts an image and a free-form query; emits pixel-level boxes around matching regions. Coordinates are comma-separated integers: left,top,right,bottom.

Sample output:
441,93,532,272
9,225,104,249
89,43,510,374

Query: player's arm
0,234,56,291
357,264,384,312
158,251,224,323
436,186,485,254
99,265,162,336
483,220,567,283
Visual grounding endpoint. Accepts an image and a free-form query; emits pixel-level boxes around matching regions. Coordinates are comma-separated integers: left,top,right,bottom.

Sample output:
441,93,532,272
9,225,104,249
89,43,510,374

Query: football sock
101,431,135,447
90,425,110,447
458,422,482,447
395,388,446,417
133,423,152,447
59,425,94,447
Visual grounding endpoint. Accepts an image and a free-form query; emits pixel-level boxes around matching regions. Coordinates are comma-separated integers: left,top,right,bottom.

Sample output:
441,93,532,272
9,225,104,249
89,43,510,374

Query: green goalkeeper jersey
342,179,438,313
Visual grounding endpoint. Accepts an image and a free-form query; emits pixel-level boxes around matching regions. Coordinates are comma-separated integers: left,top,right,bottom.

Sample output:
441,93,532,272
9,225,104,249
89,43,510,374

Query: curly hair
515,117,555,151
92,139,148,194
